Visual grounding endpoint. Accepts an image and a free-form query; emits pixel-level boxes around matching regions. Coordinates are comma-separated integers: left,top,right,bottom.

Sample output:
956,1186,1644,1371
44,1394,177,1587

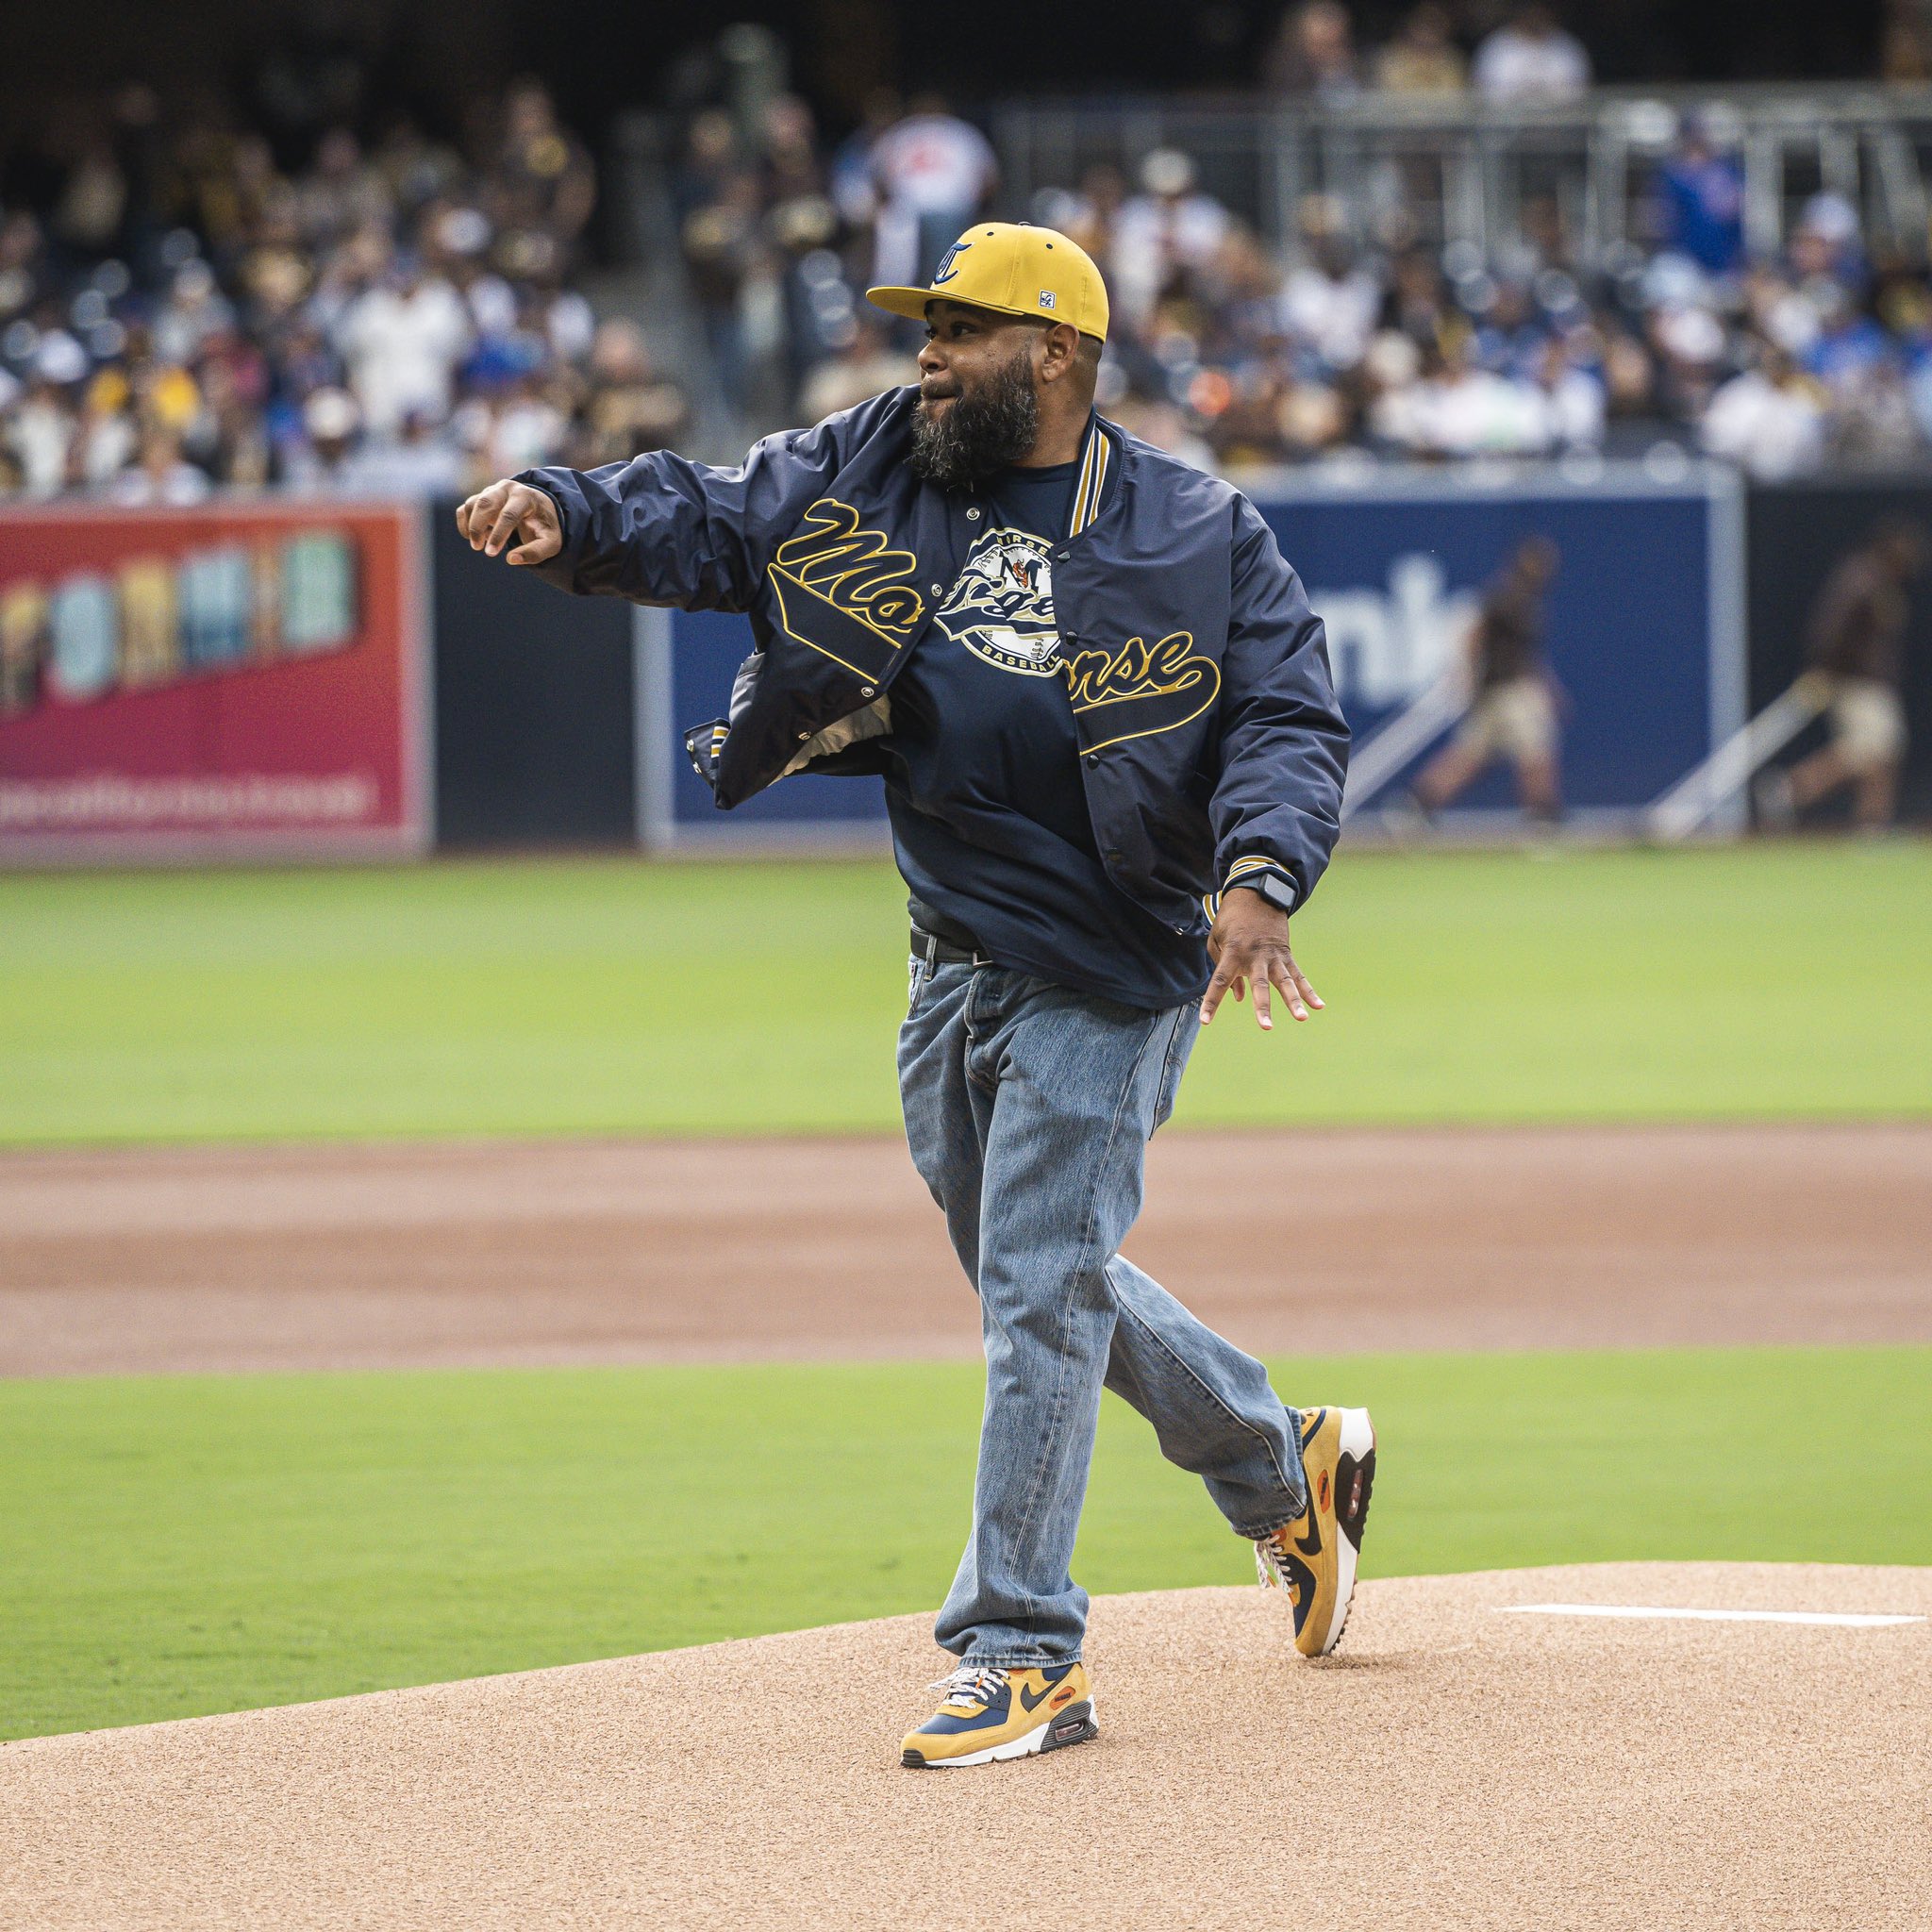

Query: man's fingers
1287,956,1324,1010
1198,958,1238,1025
1272,956,1310,1022
464,485,510,547
483,487,534,558
457,480,559,565
462,485,508,547
1208,955,1316,1034
507,523,560,567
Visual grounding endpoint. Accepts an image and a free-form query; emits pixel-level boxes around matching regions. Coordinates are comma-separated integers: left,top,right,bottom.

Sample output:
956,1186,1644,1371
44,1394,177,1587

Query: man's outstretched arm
455,447,764,612
456,393,904,613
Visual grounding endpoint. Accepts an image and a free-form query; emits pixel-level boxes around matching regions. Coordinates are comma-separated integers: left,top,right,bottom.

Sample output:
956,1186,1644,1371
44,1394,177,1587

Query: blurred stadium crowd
8,4,1932,498
0,79,691,504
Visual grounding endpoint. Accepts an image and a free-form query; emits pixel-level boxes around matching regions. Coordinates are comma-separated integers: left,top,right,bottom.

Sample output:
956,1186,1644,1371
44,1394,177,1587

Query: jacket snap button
1057,550,1070,561
966,508,980,521
860,685,875,697
930,583,942,595
798,730,810,741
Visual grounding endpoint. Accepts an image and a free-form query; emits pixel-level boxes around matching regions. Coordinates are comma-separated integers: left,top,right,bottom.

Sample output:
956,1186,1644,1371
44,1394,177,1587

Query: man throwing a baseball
458,222,1373,1769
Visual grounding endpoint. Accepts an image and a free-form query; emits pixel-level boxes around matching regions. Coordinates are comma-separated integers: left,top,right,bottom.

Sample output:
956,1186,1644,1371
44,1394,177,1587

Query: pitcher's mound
5,1562,1927,1930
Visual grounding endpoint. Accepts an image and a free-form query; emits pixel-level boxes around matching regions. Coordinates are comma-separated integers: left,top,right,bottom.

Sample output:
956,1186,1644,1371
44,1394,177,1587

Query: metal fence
991,85,1932,267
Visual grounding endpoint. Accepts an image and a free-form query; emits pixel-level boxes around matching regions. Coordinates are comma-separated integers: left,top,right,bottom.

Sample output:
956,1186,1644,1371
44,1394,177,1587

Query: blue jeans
897,955,1309,1667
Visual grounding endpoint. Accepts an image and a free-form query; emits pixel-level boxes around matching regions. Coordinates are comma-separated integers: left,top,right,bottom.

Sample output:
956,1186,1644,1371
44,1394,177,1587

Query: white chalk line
1497,1603,1924,1629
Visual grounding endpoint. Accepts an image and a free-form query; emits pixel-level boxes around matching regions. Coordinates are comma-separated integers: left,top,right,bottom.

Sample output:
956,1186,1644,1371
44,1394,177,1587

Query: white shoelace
929,1665,1008,1709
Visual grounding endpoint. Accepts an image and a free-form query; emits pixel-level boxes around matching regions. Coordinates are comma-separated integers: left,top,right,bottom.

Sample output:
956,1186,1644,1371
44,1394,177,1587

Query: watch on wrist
1229,867,1297,914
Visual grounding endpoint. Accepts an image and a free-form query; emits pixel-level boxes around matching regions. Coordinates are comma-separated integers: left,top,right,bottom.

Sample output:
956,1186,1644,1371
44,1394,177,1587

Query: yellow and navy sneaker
900,1663,1096,1768
1255,1405,1376,1657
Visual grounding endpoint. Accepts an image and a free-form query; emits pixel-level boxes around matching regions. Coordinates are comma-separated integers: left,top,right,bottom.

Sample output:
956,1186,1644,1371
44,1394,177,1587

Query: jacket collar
1069,412,1122,538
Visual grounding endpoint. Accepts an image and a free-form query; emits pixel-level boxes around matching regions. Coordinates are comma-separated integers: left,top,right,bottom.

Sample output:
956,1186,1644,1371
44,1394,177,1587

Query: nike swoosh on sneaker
1019,1681,1055,1712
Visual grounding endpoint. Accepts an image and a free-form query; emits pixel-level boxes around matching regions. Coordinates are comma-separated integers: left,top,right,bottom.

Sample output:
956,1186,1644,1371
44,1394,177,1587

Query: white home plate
1498,1603,1925,1628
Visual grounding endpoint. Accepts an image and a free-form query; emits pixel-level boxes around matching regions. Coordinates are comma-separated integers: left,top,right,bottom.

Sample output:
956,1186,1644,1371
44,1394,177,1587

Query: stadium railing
991,84,1932,269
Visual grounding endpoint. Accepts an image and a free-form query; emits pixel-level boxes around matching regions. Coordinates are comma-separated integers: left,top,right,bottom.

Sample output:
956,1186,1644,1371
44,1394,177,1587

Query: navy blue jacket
521,388,1346,938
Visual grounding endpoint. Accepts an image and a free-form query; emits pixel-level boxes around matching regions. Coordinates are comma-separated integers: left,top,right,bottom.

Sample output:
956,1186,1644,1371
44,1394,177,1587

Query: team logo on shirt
934,527,1062,675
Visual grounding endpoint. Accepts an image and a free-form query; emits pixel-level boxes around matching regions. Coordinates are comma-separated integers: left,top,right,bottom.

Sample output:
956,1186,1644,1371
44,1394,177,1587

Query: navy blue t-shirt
881,456,1210,1010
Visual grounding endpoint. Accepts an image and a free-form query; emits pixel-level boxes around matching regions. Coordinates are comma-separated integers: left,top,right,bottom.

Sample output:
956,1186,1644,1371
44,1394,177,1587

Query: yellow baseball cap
867,222,1109,342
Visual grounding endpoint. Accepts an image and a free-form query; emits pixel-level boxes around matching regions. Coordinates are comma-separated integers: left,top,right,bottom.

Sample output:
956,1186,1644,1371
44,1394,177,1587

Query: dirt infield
3,1124,1930,1375
3,1560,1924,1930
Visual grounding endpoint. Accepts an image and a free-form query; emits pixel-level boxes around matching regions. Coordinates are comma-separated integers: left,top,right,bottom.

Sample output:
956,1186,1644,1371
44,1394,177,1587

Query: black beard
908,352,1040,490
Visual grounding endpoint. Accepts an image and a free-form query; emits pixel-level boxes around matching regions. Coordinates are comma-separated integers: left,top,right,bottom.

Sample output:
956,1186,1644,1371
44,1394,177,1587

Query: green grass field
4,1345,1927,1740
5,844,1927,1745
2,841,1929,1144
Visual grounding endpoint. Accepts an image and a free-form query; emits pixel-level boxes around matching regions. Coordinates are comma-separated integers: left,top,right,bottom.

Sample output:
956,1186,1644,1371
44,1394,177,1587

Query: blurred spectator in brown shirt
1761,518,1926,829
489,80,595,251
801,315,909,422
570,319,691,465
1413,536,1564,821
1809,527,1919,686
1375,5,1470,93
1265,1,1361,98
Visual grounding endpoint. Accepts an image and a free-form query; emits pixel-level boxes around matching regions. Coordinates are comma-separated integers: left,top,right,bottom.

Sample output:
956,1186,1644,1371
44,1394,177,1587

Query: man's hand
1199,891,1324,1032
455,479,562,566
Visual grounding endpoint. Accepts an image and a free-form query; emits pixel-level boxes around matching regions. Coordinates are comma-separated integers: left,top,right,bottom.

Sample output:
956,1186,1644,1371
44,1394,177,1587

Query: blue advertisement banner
1263,470,1738,817
651,465,1740,842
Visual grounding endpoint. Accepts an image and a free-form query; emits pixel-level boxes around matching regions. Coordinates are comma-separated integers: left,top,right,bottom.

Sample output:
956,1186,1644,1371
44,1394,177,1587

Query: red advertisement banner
0,501,426,859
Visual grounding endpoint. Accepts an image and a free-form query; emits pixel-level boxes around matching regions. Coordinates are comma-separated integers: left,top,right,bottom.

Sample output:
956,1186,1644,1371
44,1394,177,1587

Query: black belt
911,924,993,968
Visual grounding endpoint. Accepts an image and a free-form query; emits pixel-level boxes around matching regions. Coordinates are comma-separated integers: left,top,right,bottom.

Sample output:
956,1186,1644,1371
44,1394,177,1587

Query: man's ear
1037,321,1080,384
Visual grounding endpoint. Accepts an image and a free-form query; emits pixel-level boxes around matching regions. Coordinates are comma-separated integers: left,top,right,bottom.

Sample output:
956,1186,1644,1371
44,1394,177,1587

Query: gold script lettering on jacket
768,500,926,648
1066,633,1213,745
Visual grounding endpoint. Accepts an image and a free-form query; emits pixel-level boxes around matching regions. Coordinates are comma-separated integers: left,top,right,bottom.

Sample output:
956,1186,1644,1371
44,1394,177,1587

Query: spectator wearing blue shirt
1654,118,1745,276
1473,279,1552,381
1806,285,1897,394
